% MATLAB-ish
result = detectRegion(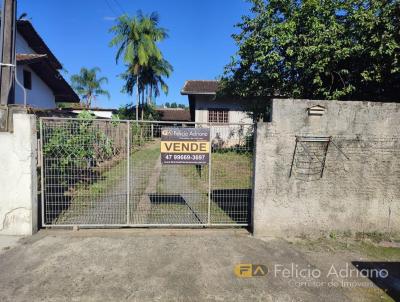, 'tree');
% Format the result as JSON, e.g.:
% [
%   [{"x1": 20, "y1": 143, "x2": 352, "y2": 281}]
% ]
[
  {"x1": 221, "y1": 0, "x2": 400, "y2": 105},
  {"x1": 71, "y1": 67, "x2": 110, "y2": 109},
  {"x1": 110, "y1": 11, "x2": 170, "y2": 120},
  {"x1": 120, "y1": 56, "x2": 173, "y2": 117},
  {"x1": 116, "y1": 103, "x2": 160, "y2": 121},
  {"x1": 141, "y1": 57, "x2": 173, "y2": 105}
]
